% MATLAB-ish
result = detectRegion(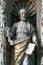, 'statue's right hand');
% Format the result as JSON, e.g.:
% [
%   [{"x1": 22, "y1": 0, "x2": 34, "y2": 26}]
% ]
[
  {"x1": 5, "y1": 26, "x2": 10, "y2": 37},
  {"x1": 6, "y1": 30, "x2": 10, "y2": 37},
  {"x1": 10, "y1": 40, "x2": 14, "y2": 45}
]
